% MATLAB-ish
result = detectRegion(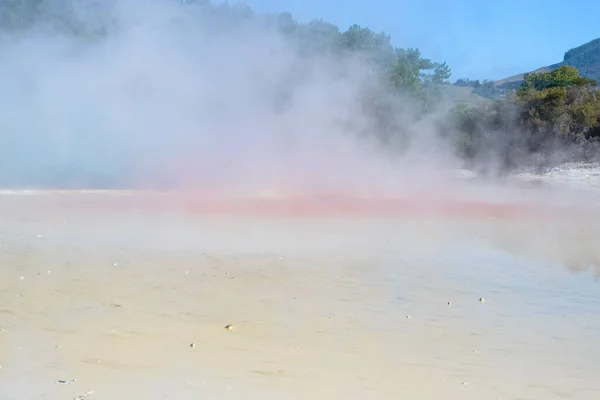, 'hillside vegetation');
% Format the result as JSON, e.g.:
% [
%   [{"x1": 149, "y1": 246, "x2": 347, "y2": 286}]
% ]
[
  {"x1": 446, "y1": 66, "x2": 600, "y2": 172},
  {"x1": 562, "y1": 38, "x2": 600, "y2": 83}
]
